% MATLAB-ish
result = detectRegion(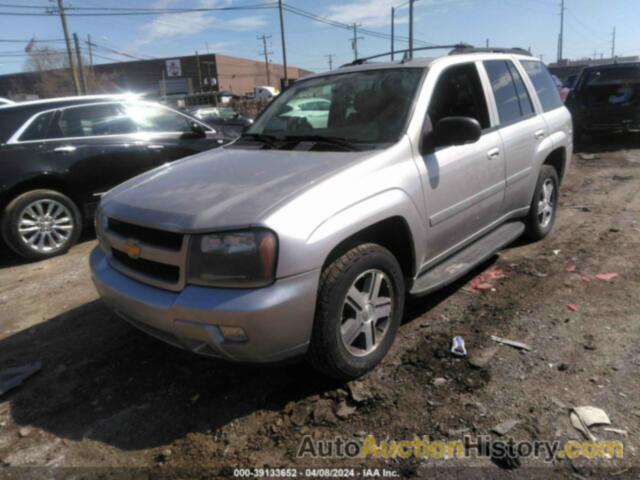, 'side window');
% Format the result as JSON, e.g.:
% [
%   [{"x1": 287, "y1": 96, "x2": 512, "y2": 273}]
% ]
[
  {"x1": 124, "y1": 103, "x2": 193, "y2": 133},
  {"x1": 520, "y1": 60, "x2": 563, "y2": 112},
  {"x1": 484, "y1": 60, "x2": 532, "y2": 124},
  {"x1": 19, "y1": 111, "x2": 55, "y2": 141},
  {"x1": 427, "y1": 63, "x2": 490, "y2": 129},
  {"x1": 506, "y1": 62, "x2": 534, "y2": 116},
  {"x1": 50, "y1": 103, "x2": 135, "y2": 138}
]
